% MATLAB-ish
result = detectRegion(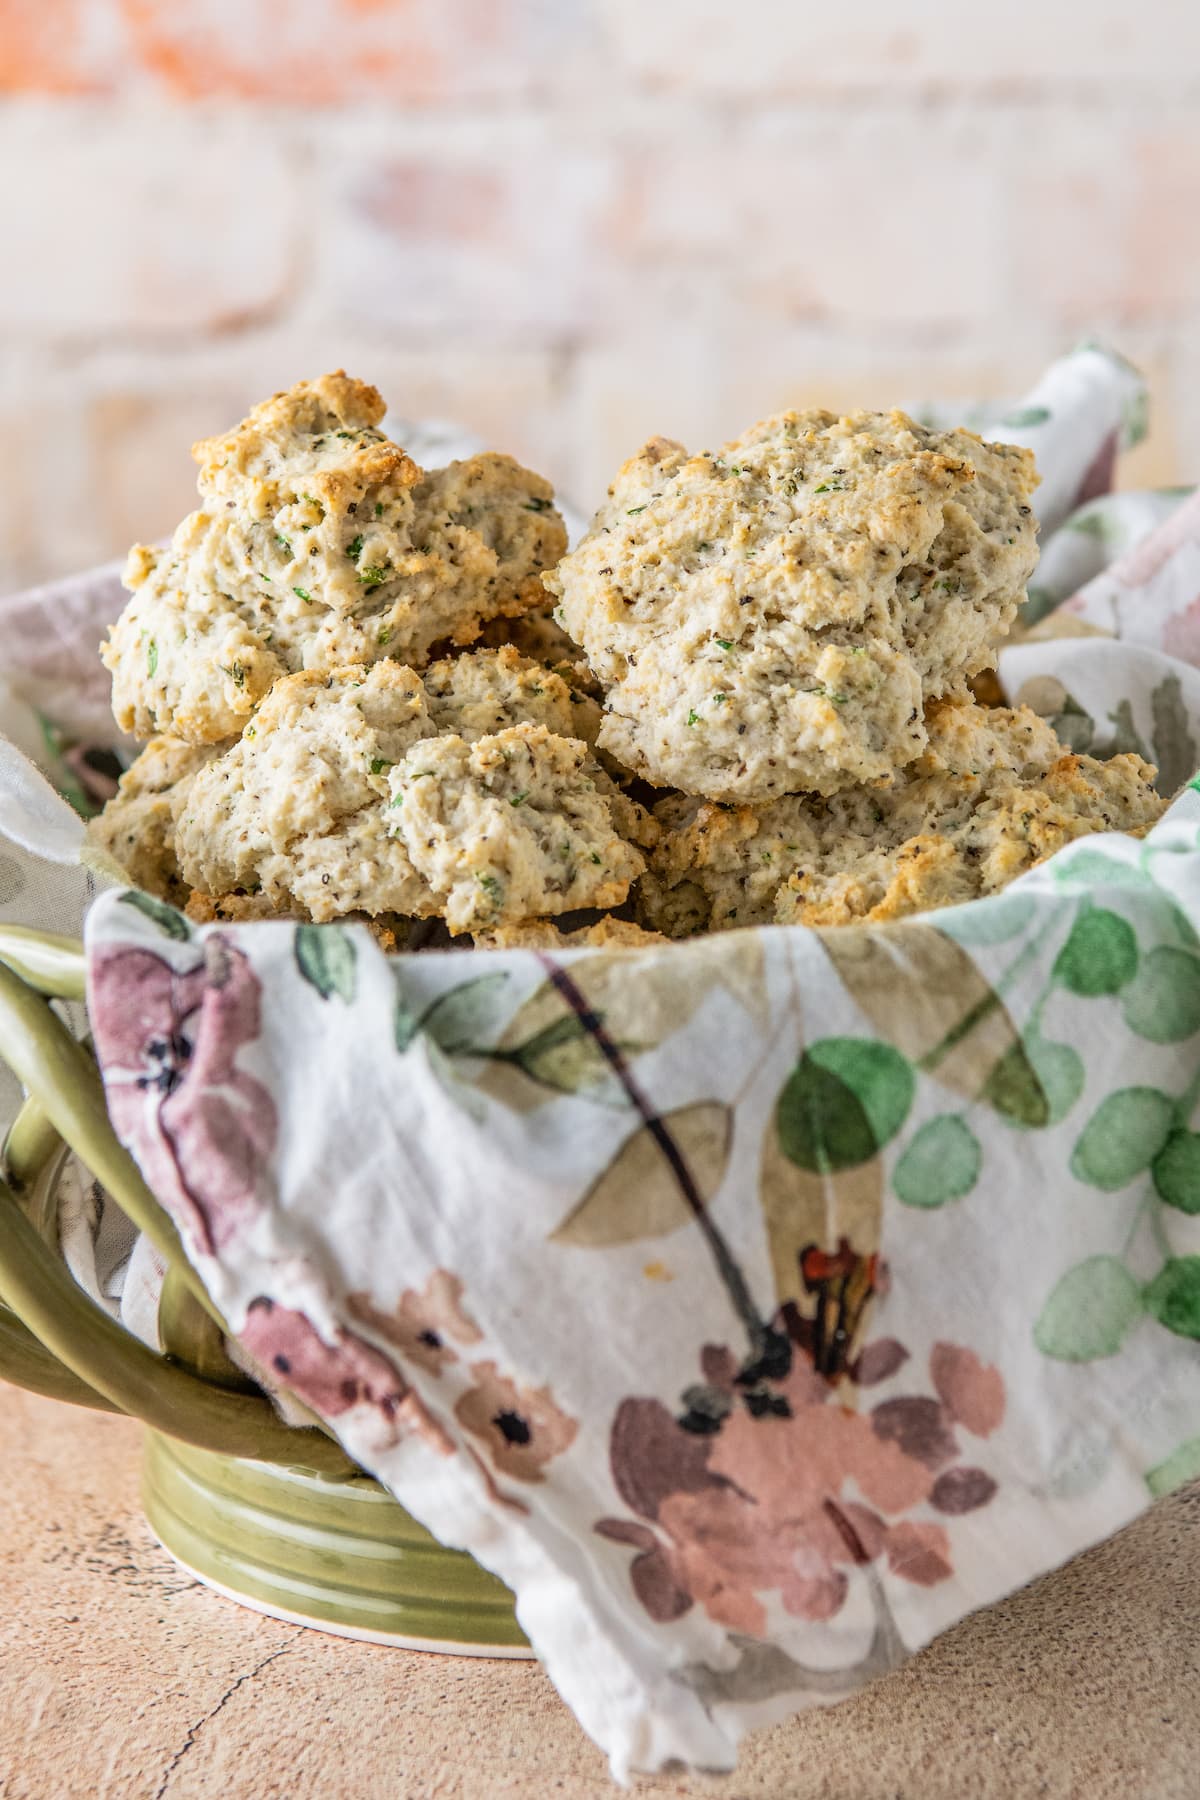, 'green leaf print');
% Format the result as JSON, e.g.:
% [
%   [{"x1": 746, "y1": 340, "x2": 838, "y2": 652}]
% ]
[
  {"x1": 550, "y1": 1102, "x2": 732, "y2": 1247},
  {"x1": 1121, "y1": 947, "x2": 1200, "y2": 1043},
  {"x1": 394, "y1": 993, "x2": 421, "y2": 1053},
  {"x1": 1143, "y1": 1258, "x2": 1200, "y2": 1340},
  {"x1": 1150, "y1": 673, "x2": 1199, "y2": 797},
  {"x1": 893, "y1": 1116, "x2": 981, "y2": 1208},
  {"x1": 935, "y1": 893, "x2": 1036, "y2": 948},
  {"x1": 1051, "y1": 848, "x2": 1150, "y2": 891},
  {"x1": 1152, "y1": 1131, "x2": 1200, "y2": 1214},
  {"x1": 1065, "y1": 506, "x2": 1118, "y2": 542},
  {"x1": 294, "y1": 924, "x2": 357, "y2": 1003},
  {"x1": 1050, "y1": 695, "x2": 1095, "y2": 755},
  {"x1": 116, "y1": 890, "x2": 192, "y2": 942},
  {"x1": 979, "y1": 1040, "x2": 1051, "y2": 1128},
  {"x1": 478, "y1": 935, "x2": 768, "y2": 1114},
  {"x1": 1021, "y1": 584, "x2": 1057, "y2": 628},
  {"x1": 1146, "y1": 1436, "x2": 1200, "y2": 1498},
  {"x1": 1104, "y1": 699, "x2": 1150, "y2": 762},
  {"x1": 1034, "y1": 1257, "x2": 1143, "y2": 1362},
  {"x1": 1070, "y1": 1088, "x2": 1176, "y2": 1191},
  {"x1": 395, "y1": 971, "x2": 516, "y2": 1060},
  {"x1": 418, "y1": 973, "x2": 511, "y2": 1055},
  {"x1": 819, "y1": 924, "x2": 1047, "y2": 1125},
  {"x1": 777, "y1": 1040, "x2": 914, "y2": 1174},
  {"x1": 505, "y1": 1013, "x2": 617, "y2": 1099},
  {"x1": 1022, "y1": 1031, "x2": 1086, "y2": 1127},
  {"x1": 1053, "y1": 906, "x2": 1138, "y2": 997},
  {"x1": 999, "y1": 405, "x2": 1051, "y2": 429}
]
